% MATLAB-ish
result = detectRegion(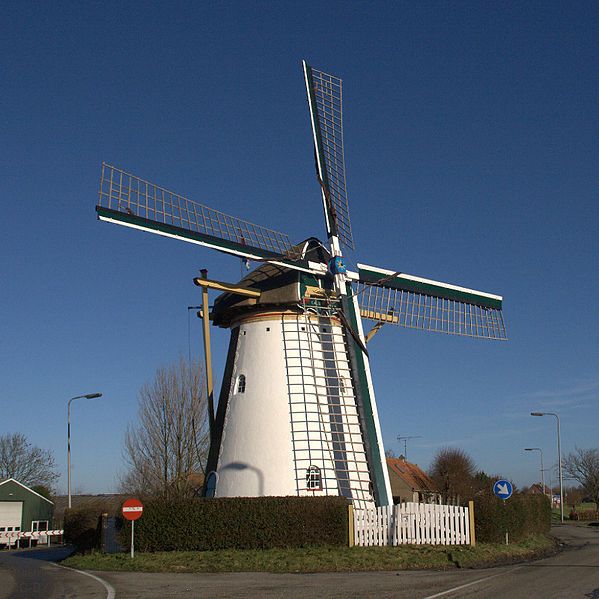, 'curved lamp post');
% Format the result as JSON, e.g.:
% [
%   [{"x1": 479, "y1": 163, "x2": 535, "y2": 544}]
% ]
[
  {"x1": 531, "y1": 412, "x2": 563, "y2": 523},
  {"x1": 524, "y1": 447, "x2": 546, "y2": 497},
  {"x1": 68, "y1": 393, "x2": 102, "y2": 509}
]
